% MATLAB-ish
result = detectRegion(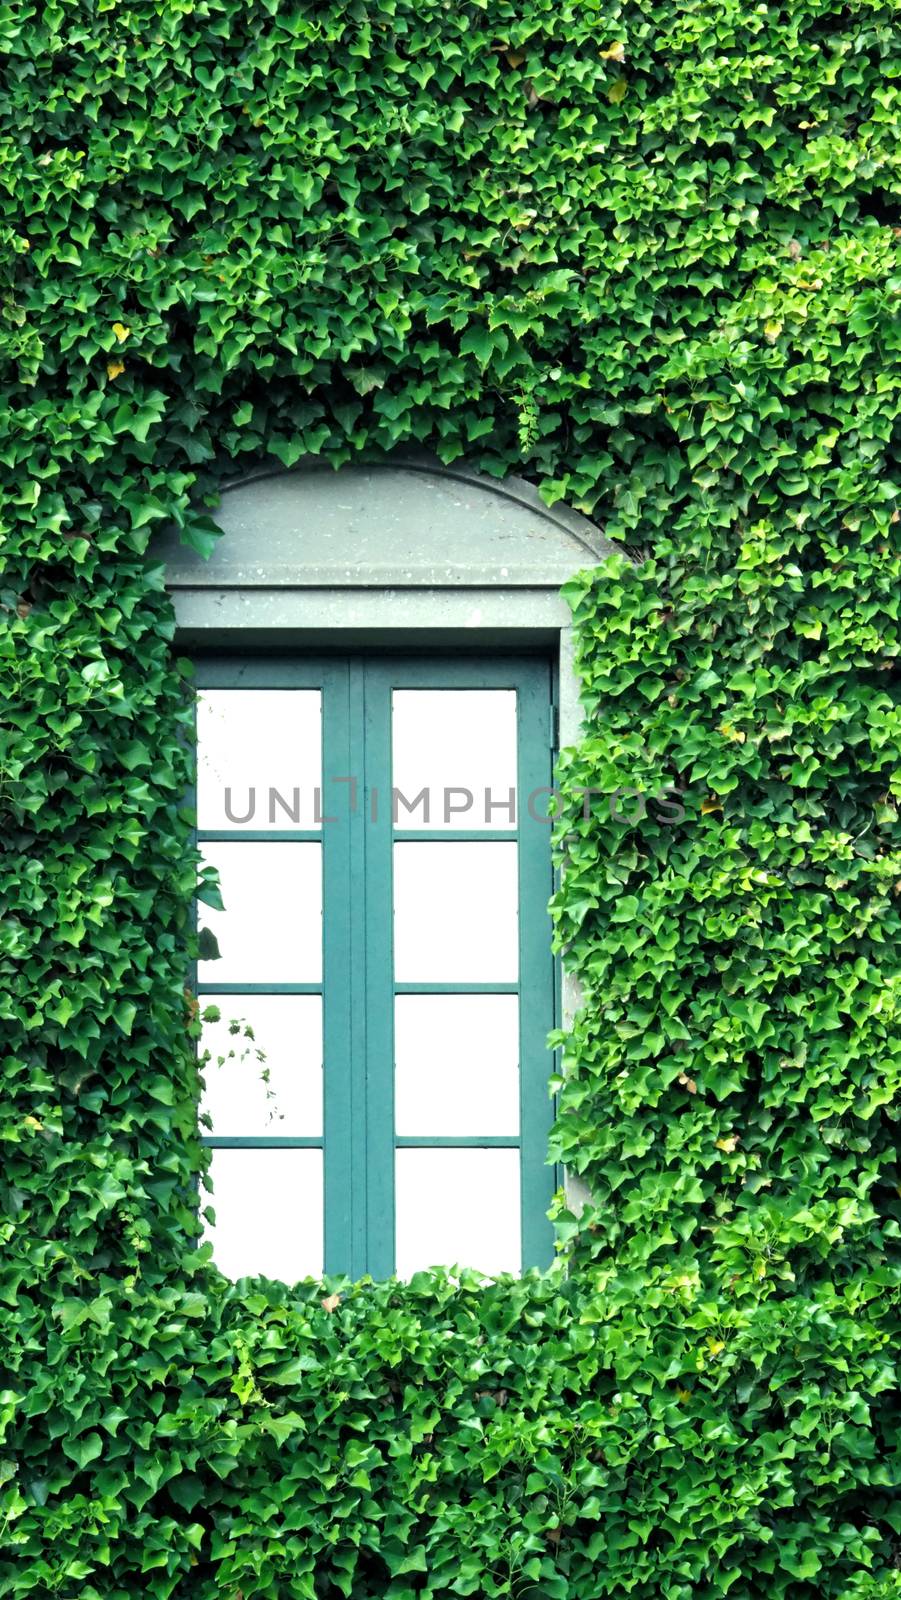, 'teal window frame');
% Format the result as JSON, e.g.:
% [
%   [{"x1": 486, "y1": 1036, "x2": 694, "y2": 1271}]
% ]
[{"x1": 195, "y1": 650, "x2": 559, "y2": 1279}]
